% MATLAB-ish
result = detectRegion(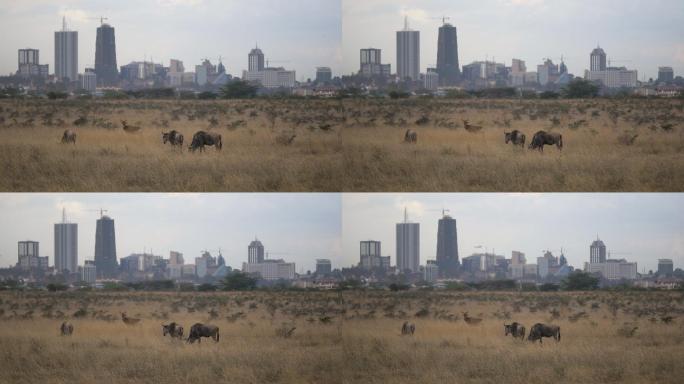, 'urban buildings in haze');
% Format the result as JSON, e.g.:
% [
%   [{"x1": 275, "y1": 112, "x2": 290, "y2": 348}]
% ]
[
  {"x1": 54, "y1": 18, "x2": 78, "y2": 82},
  {"x1": 590, "y1": 237, "x2": 607, "y2": 264},
  {"x1": 396, "y1": 209, "x2": 420, "y2": 273},
  {"x1": 436, "y1": 20, "x2": 460, "y2": 85},
  {"x1": 94, "y1": 213, "x2": 118, "y2": 277},
  {"x1": 17, "y1": 240, "x2": 48, "y2": 270},
  {"x1": 359, "y1": 240, "x2": 389, "y2": 270},
  {"x1": 17, "y1": 48, "x2": 48, "y2": 78},
  {"x1": 658, "y1": 259, "x2": 674, "y2": 275},
  {"x1": 590, "y1": 46, "x2": 607, "y2": 71},
  {"x1": 54, "y1": 209, "x2": 78, "y2": 274},
  {"x1": 316, "y1": 259, "x2": 332, "y2": 275},
  {"x1": 248, "y1": 238, "x2": 265, "y2": 264},
  {"x1": 436, "y1": 211, "x2": 459, "y2": 276},
  {"x1": 359, "y1": 48, "x2": 391, "y2": 77},
  {"x1": 396, "y1": 17, "x2": 420, "y2": 81},
  {"x1": 248, "y1": 46, "x2": 265, "y2": 72},
  {"x1": 95, "y1": 22, "x2": 118, "y2": 86}
]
